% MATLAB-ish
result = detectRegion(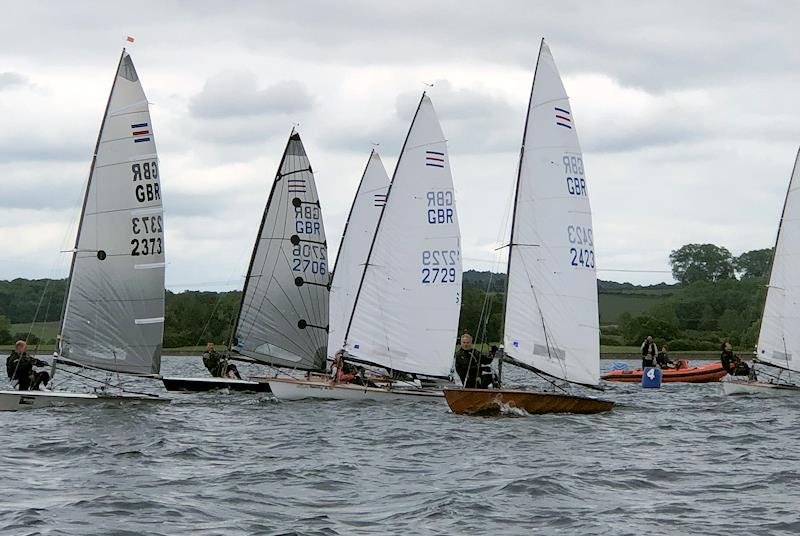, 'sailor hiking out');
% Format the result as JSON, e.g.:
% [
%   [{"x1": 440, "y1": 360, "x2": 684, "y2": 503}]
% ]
[{"x1": 6, "y1": 340, "x2": 50, "y2": 391}]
